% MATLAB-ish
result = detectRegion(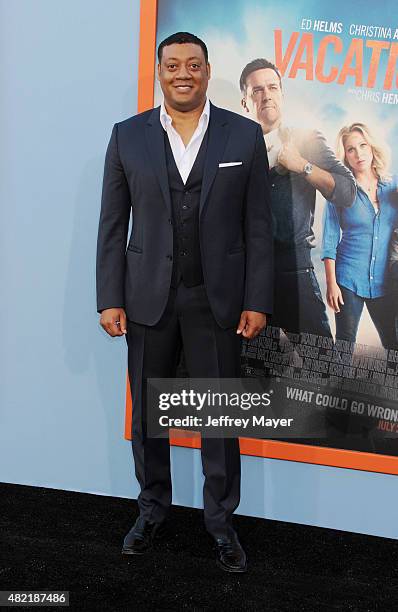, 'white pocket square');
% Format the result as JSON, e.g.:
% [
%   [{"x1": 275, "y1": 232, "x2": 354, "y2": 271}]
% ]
[{"x1": 218, "y1": 161, "x2": 243, "y2": 168}]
